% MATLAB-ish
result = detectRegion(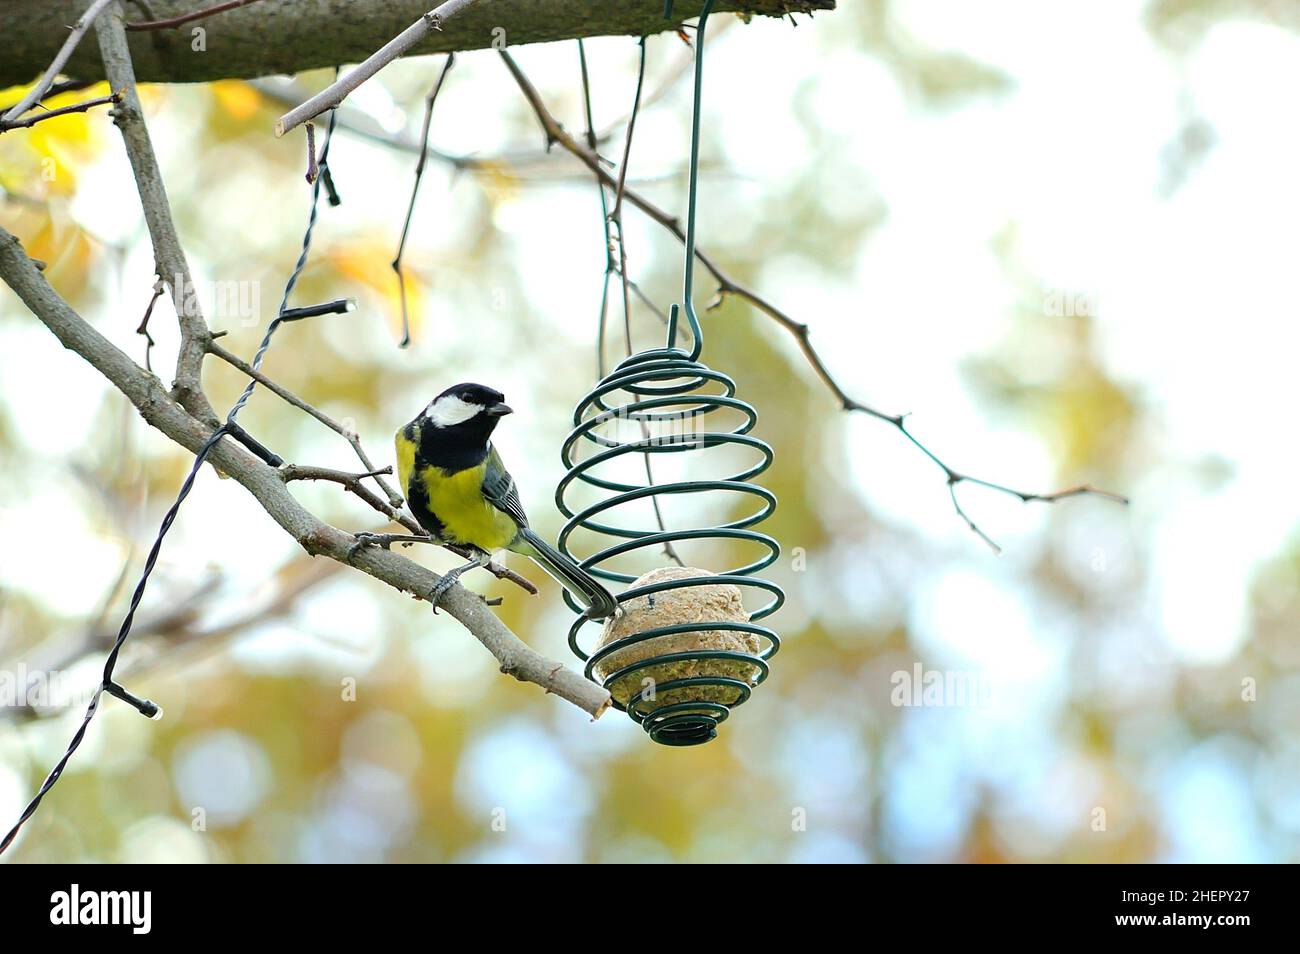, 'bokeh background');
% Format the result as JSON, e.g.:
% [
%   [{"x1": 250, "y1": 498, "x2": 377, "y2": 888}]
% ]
[{"x1": 2, "y1": 0, "x2": 1298, "y2": 863}]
